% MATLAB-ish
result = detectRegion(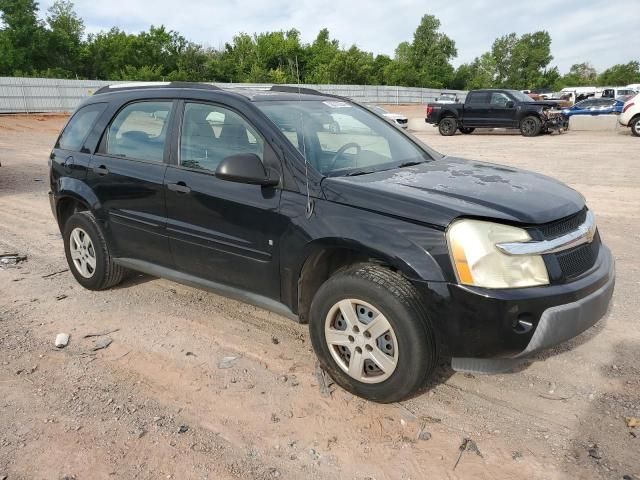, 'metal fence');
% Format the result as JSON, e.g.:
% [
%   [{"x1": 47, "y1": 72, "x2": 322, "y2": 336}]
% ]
[{"x1": 0, "y1": 76, "x2": 467, "y2": 114}]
